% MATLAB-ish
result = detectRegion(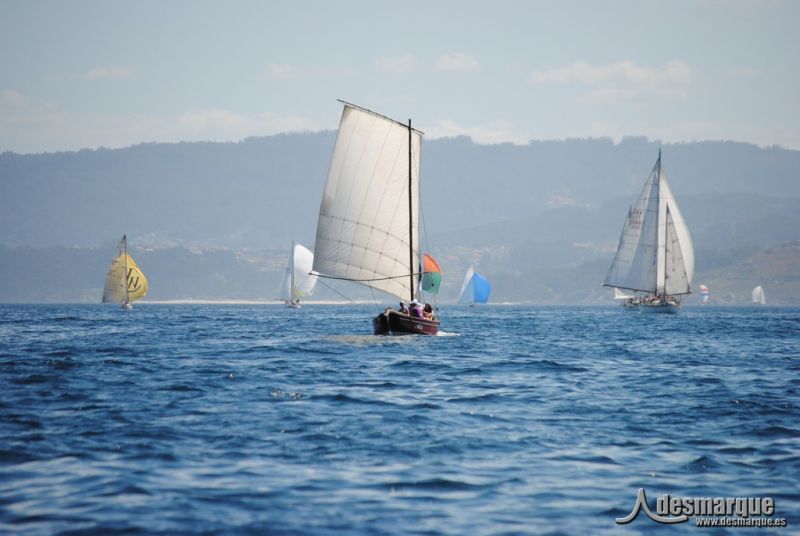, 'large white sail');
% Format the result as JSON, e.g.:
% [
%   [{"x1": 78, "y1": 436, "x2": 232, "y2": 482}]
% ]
[
  {"x1": 604, "y1": 160, "x2": 661, "y2": 293},
  {"x1": 292, "y1": 244, "x2": 317, "y2": 297},
  {"x1": 657, "y1": 170, "x2": 694, "y2": 294},
  {"x1": 313, "y1": 103, "x2": 421, "y2": 301},
  {"x1": 663, "y1": 207, "x2": 690, "y2": 295}
]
